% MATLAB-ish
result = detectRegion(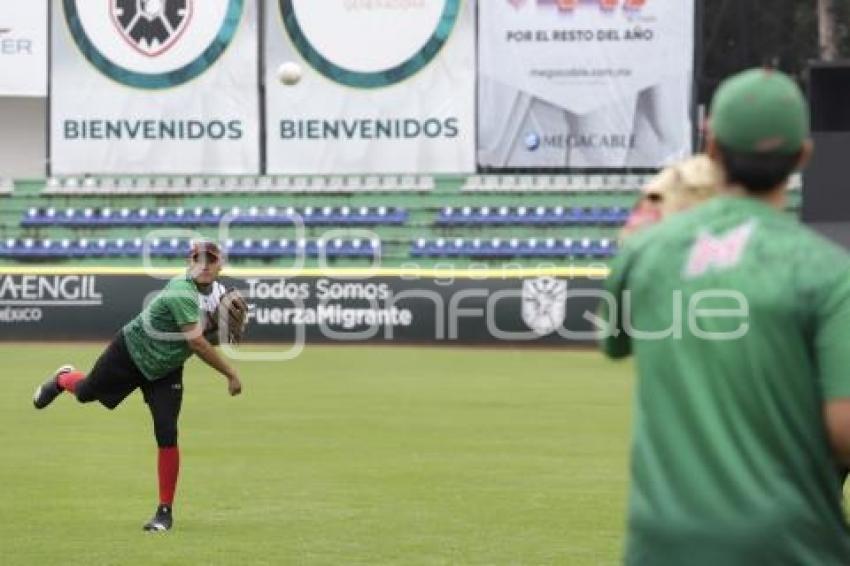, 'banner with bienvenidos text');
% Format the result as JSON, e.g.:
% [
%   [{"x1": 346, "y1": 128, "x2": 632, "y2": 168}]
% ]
[
  {"x1": 264, "y1": 0, "x2": 476, "y2": 175},
  {"x1": 51, "y1": 0, "x2": 259, "y2": 175}
]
